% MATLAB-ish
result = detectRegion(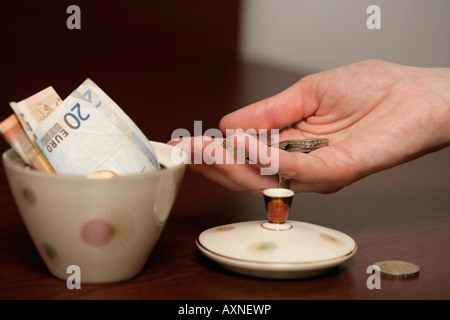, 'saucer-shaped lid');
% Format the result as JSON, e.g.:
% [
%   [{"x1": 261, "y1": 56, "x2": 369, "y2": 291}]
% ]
[{"x1": 197, "y1": 220, "x2": 357, "y2": 279}]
